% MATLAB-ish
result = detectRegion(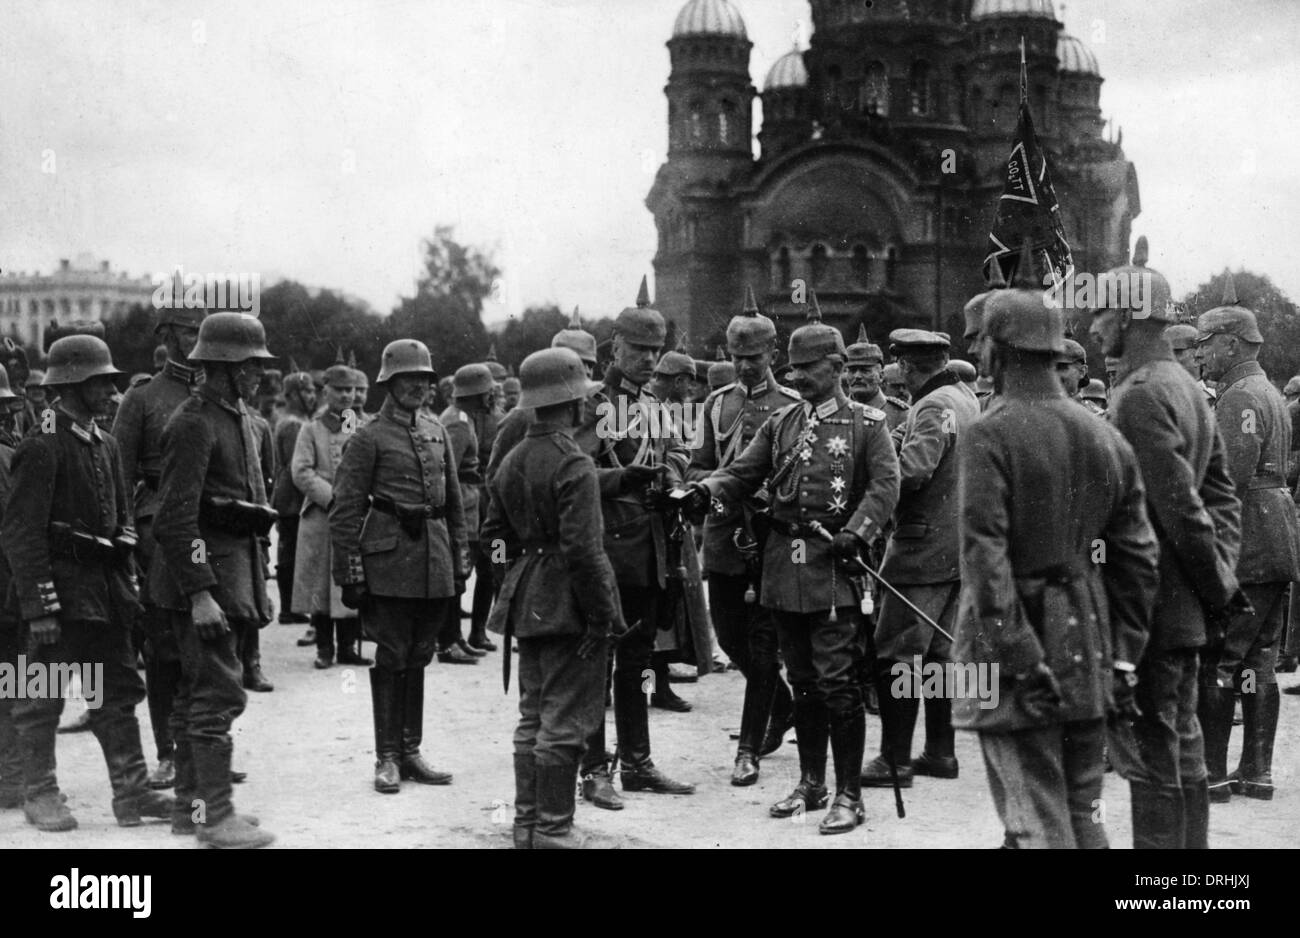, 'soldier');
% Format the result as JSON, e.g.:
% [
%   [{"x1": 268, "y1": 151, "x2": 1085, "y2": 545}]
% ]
[
  {"x1": 686, "y1": 296, "x2": 901, "y2": 834},
  {"x1": 501, "y1": 376, "x2": 521, "y2": 414},
  {"x1": 1054, "y1": 338, "x2": 1092, "y2": 407},
  {"x1": 649, "y1": 351, "x2": 699, "y2": 416},
  {"x1": 954, "y1": 246, "x2": 1160, "y2": 849},
  {"x1": 844, "y1": 326, "x2": 909, "y2": 431},
  {"x1": 1, "y1": 336, "x2": 174, "y2": 832},
  {"x1": 271, "y1": 371, "x2": 317, "y2": 636},
  {"x1": 1167, "y1": 323, "x2": 1218, "y2": 405},
  {"x1": 949, "y1": 359, "x2": 978, "y2": 391},
  {"x1": 1090, "y1": 237, "x2": 1244, "y2": 848},
  {"x1": 577, "y1": 277, "x2": 695, "y2": 810},
  {"x1": 112, "y1": 300, "x2": 205, "y2": 790},
  {"x1": 24, "y1": 371, "x2": 47, "y2": 413},
  {"x1": 0, "y1": 368, "x2": 28, "y2": 810},
  {"x1": 483, "y1": 347, "x2": 623, "y2": 848},
  {"x1": 860, "y1": 329, "x2": 979, "y2": 790},
  {"x1": 882, "y1": 362, "x2": 910, "y2": 404},
  {"x1": 292, "y1": 365, "x2": 372, "y2": 670},
  {"x1": 1195, "y1": 277, "x2": 1300, "y2": 801},
  {"x1": 687, "y1": 287, "x2": 801, "y2": 785},
  {"x1": 151, "y1": 313, "x2": 277, "y2": 848},
  {"x1": 1105, "y1": 355, "x2": 1121, "y2": 389},
  {"x1": 455, "y1": 363, "x2": 500, "y2": 654},
  {"x1": 437, "y1": 364, "x2": 491, "y2": 665},
  {"x1": 238, "y1": 359, "x2": 277, "y2": 694},
  {"x1": 330, "y1": 340, "x2": 466, "y2": 794},
  {"x1": 1081, "y1": 379, "x2": 1109, "y2": 412},
  {"x1": 707, "y1": 358, "x2": 736, "y2": 393},
  {"x1": 961, "y1": 271, "x2": 1004, "y2": 411}
]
